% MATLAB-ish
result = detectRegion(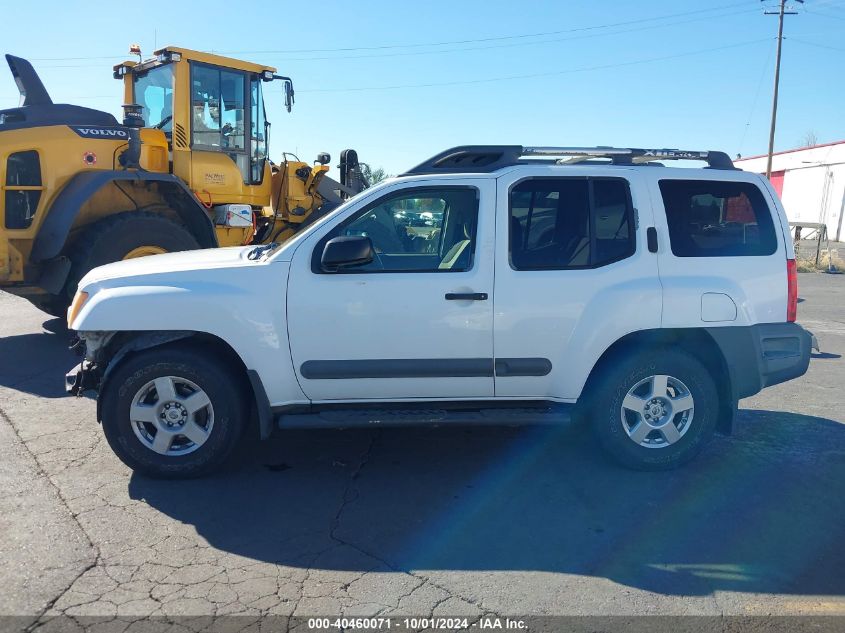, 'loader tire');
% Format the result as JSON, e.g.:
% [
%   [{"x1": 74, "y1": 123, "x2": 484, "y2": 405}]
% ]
[
  {"x1": 28, "y1": 294, "x2": 70, "y2": 319},
  {"x1": 65, "y1": 211, "x2": 201, "y2": 300}
]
